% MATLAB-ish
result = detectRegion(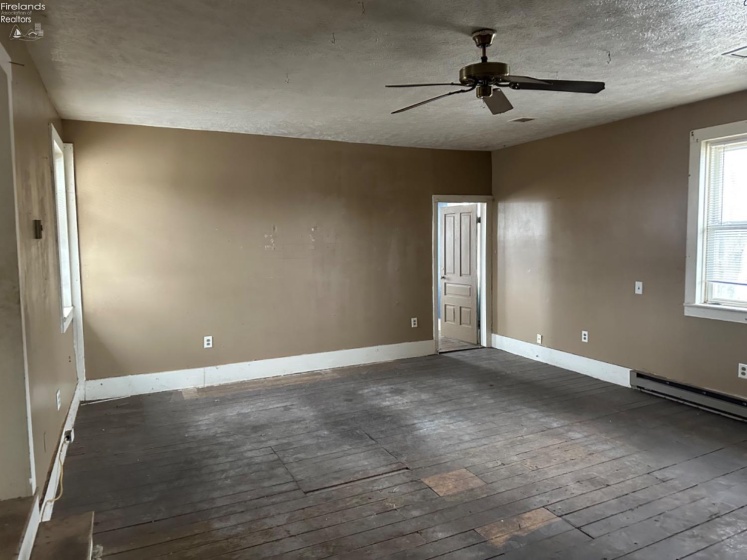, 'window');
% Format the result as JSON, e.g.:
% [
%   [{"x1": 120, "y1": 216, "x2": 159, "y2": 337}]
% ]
[
  {"x1": 685, "y1": 120, "x2": 747, "y2": 324},
  {"x1": 50, "y1": 125, "x2": 74, "y2": 332}
]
